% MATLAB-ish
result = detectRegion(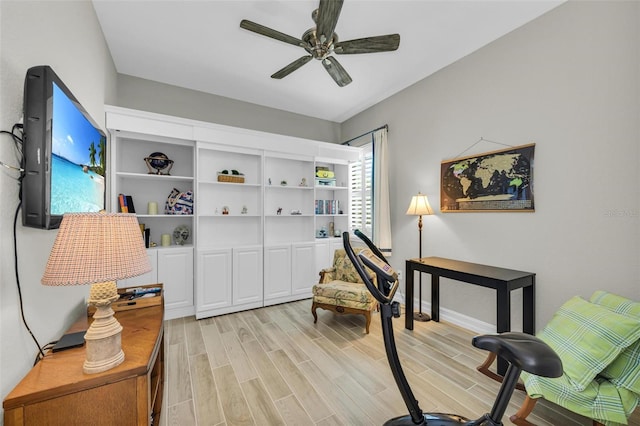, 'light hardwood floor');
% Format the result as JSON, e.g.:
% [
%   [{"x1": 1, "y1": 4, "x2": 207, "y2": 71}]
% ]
[{"x1": 158, "y1": 300, "x2": 640, "y2": 426}]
